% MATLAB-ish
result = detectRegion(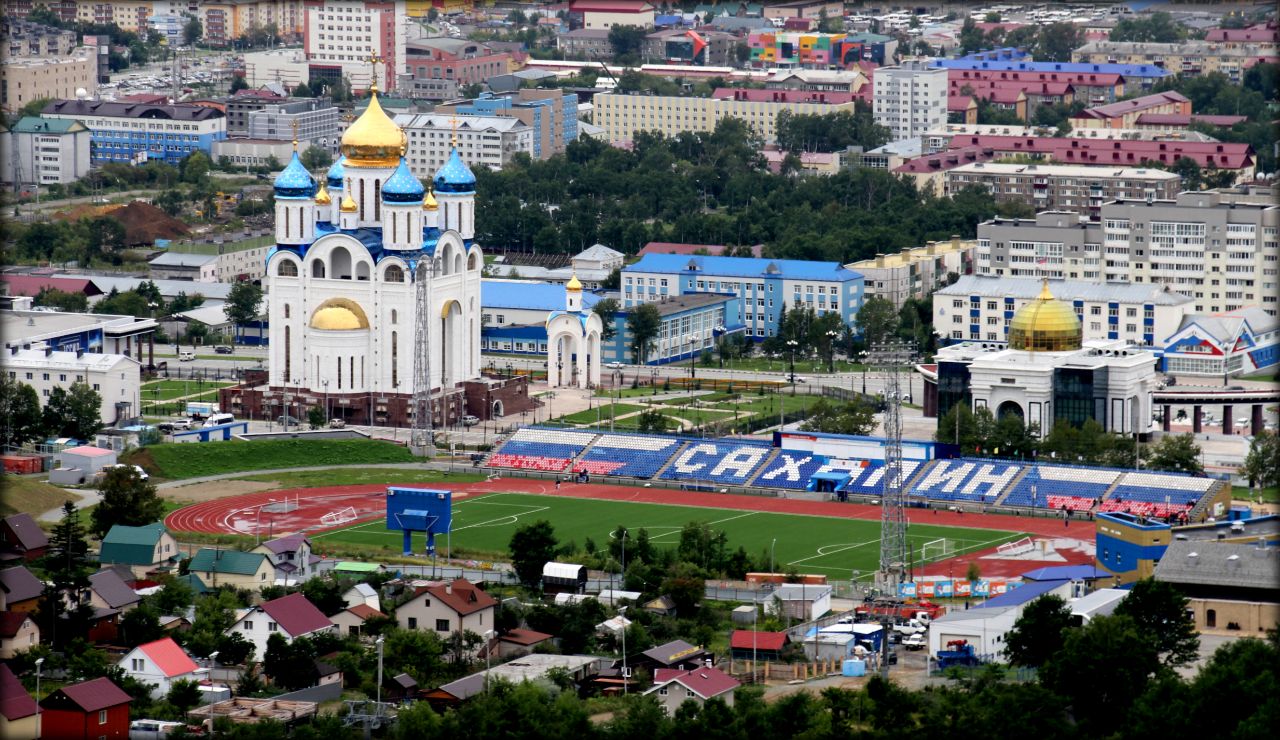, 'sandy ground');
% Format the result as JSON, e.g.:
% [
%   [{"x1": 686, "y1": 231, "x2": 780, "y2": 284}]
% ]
[{"x1": 165, "y1": 479, "x2": 277, "y2": 503}]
